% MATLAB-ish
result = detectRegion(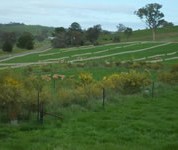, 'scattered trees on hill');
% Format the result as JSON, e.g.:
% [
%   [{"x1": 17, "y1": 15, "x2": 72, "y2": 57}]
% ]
[
  {"x1": 113, "y1": 24, "x2": 132, "y2": 42},
  {"x1": 17, "y1": 32, "x2": 34, "y2": 50},
  {"x1": 52, "y1": 22, "x2": 85, "y2": 48},
  {"x1": 52, "y1": 23, "x2": 102, "y2": 48},
  {"x1": 134, "y1": 3, "x2": 171, "y2": 41},
  {"x1": 124, "y1": 27, "x2": 133, "y2": 41},
  {"x1": 0, "y1": 31, "x2": 35, "y2": 52}
]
